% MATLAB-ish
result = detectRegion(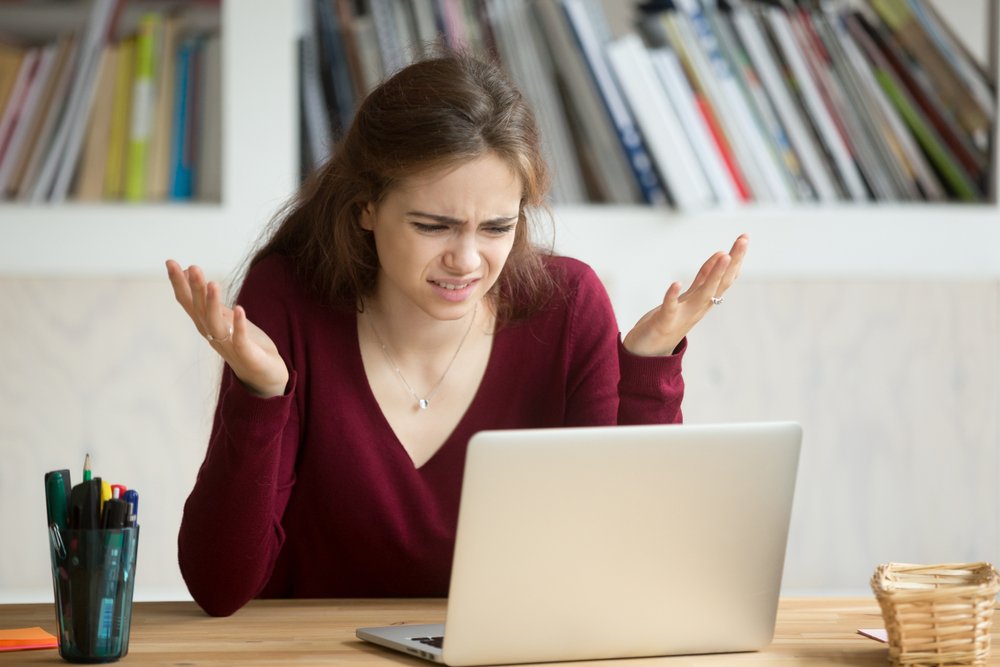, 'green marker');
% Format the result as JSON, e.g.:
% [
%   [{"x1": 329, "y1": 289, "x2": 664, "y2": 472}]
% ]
[{"x1": 44, "y1": 469, "x2": 70, "y2": 531}]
